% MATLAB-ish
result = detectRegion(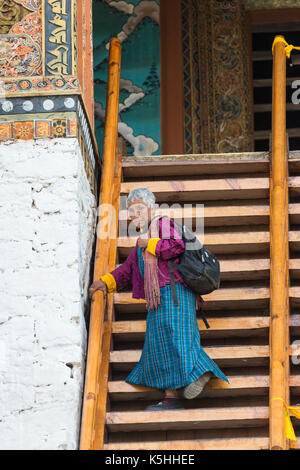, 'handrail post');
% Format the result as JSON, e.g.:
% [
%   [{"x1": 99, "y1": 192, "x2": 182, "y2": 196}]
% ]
[
  {"x1": 269, "y1": 35, "x2": 290, "y2": 450},
  {"x1": 80, "y1": 38, "x2": 121, "y2": 450}
]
